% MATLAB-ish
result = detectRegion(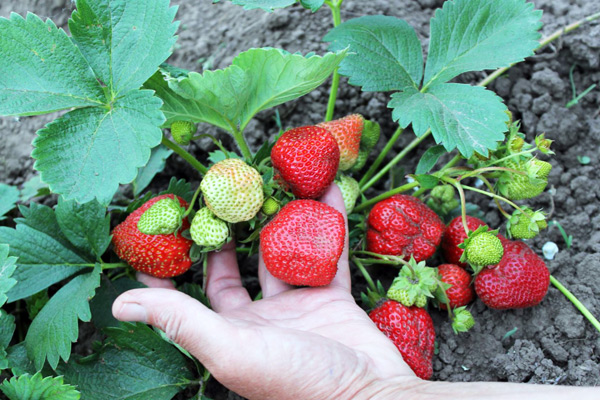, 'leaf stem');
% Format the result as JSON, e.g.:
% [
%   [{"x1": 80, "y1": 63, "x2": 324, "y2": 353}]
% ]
[
  {"x1": 359, "y1": 126, "x2": 403, "y2": 188},
  {"x1": 352, "y1": 257, "x2": 377, "y2": 292},
  {"x1": 192, "y1": 134, "x2": 230, "y2": 157},
  {"x1": 550, "y1": 275, "x2": 600, "y2": 333},
  {"x1": 360, "y1": 131, "x2": 429, "y2": 193},
  {"x1": 324, "y1": 0, "x2": 343, "y2": 121},
  {"x1": 353, "y1": 181, "x2": 419, "y2": 213},
  {"x1": 231, "y1": 128, "x2": 253, "y2": 162},
  {"x1": 101, "y1": 263, "x2": 128, "y2": 270},
  {"x1": 182, "y1": 184, "x2": 203, "y2": 218},
  {"x1": 161, "y1": 137, "x2": 208, "y2": 175}
]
